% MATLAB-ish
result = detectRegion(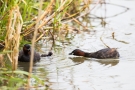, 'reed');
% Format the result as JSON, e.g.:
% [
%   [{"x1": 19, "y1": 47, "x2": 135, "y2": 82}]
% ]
[
  {"x1": 22, "y1": 0, "x2": 92, "y2": 42},
  {"x1": 0, "y1": 0, "x2": 92, "y2": 89},
  {"x1": 4, "y1": 5, "x2": 23, "y2": 70},
  {"x1": 28, "y1": 0, "x2": 43, "y2": 89},
  {"x1": 0, "y1": 0, "x2": 92, "y2": 67}
]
